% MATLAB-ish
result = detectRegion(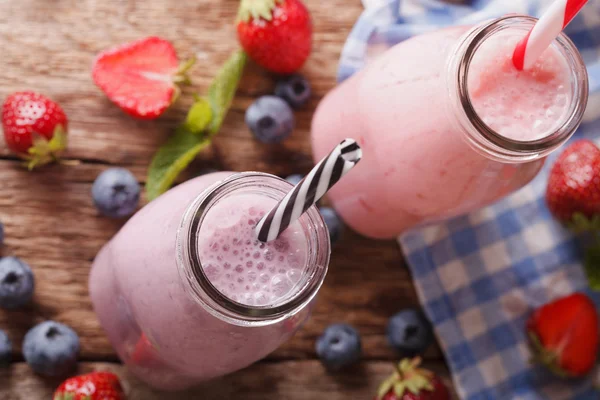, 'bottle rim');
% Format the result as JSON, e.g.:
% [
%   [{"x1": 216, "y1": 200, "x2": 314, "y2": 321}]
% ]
[
  {"x1": 448, "y1": 15, "x2": 589, "y2": 162},
  {"x1": 176, "y1": 172, "x2": 330, "y2": 327}
]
